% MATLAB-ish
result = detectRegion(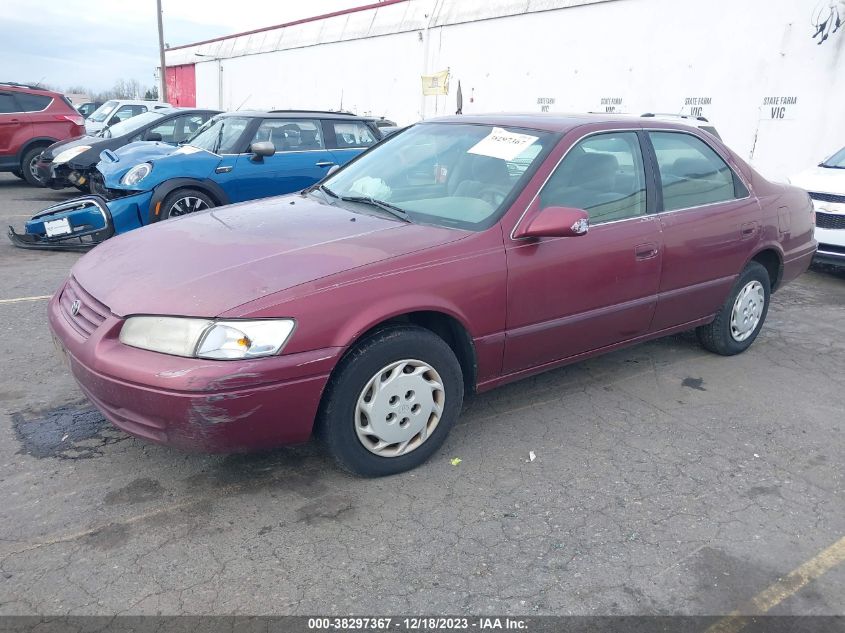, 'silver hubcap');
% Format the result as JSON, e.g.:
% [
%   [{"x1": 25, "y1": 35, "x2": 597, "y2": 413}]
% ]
[
  {"x1": 355, "y1": 359, "x2": 445, "y2": 457},
  {"x1": 730, "y1": 280, "x2": 765, "y2": 342},
  {"x1": 28, "y1": 156, "x2": 41, "y2": 182},
  {"x1": 168, "y1": 196, "x2": 209, "y2": 217}
]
